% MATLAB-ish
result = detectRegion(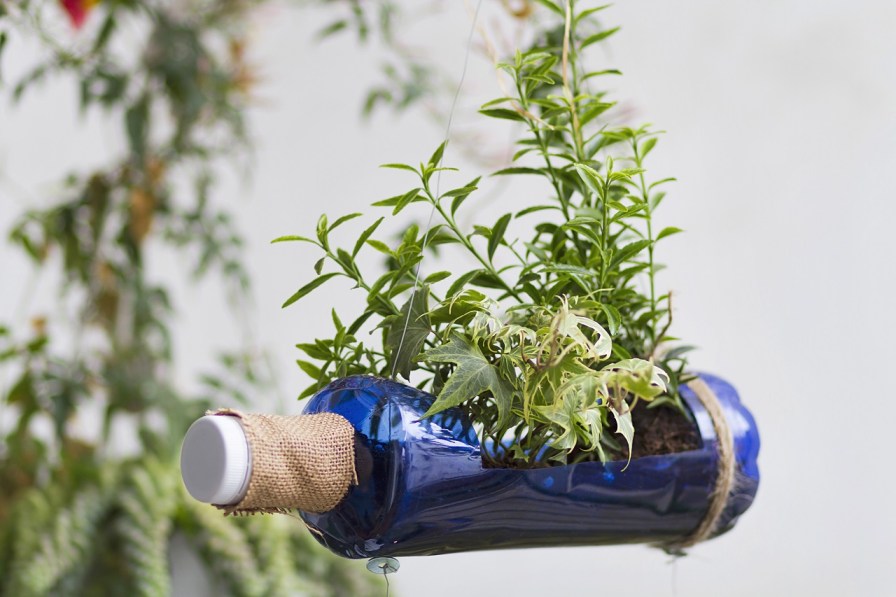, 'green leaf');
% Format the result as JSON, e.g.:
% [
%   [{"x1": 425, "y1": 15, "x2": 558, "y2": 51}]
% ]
[
  {"x1": 580, "y1": 27, "x2": 621, "y2": 49},
  {"x1": 580, "y1": 102, "x2": 614, "y2": 127},
  {"x1": 649, "y1": 177, "x2": 677, "y2": 190},
  {"x1": 0, "y1": 32, "x2": 7, "y2": 82},
  {"x1": 386, "y1": 287, "x2": 431, "y2": 380},
  {"x1": 446, "y1": 269, "x2": 483, "y2": 298},
  {"x1": 316, "y1": 214, "x2": 329, "y2": 246},
  {"x1": 574, "y1": 163, "x2": 604, "y2": 195},
  {"x1": 576, "y1": 5, "x2": 611, "y2": 23},
  {"x1": 492, "y1": 167, "x2": 543, "y2": 176},
  {"x1": 296, "y1": 359, "x2": 322, "y2": 379},
  {"x1": 328, "y1": 212, "x2": 362, "y2": 231},
  {"x1": 609, "y1": 239, "x2": 652, "y2": 270},
  {"x1": 296, "y1": 342, "x2": 331, "y2": 360},
  {"x1": 270, "y1": 235, "x2": 317, "y2": 245},
  {"x1": 125, "y1": 93, "x2": 150, "y2": 160},
  {"x1": 516, "y1": 204, "x2": 558, "y2": 218},
  {"x1": 353, "y1": 217, "x2": 384, "y2": 257},
  {"x1": 392, "y1": 188, "x2": 421, "y2": 215},
  {"x1": 488, "y1": 213, "x2": 512, "y2": 261},
  {"x1": 423, "y1": 270, "x2": 452, "y2": 284},
  {"x1": 423, "y1": 334, "x2": 515, "y2": 426},
  {"x1": 380, "y1": 163, "x2": 418, "y2": 173},
  {"x1": 428, "y1": 142, "x2": 447, "y2": 168},
  {"x1": 656, "y1": 226, "x2": 684, "y2": 241},
  {"x1": 366, "y1": 239, "x2": 394, "y2": 256},
  {"x1": 479, "y1": 108, "x2": 526, "y2": 122},
  {"x1": 532, "y1": 0, "x2": 564, "y2": 16},
  {"x1": 316, "y1": 20, "x2": 348, "y2": 40},
  {"x1": 582, "y1": 69, "x2": 623, "y2": 81},
  {"x1": 281, "y1": 273, "x2": 340, "y2": 308},
  {"x1": 599, "y1": 303, "x2": 622, "y2": 335}
]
